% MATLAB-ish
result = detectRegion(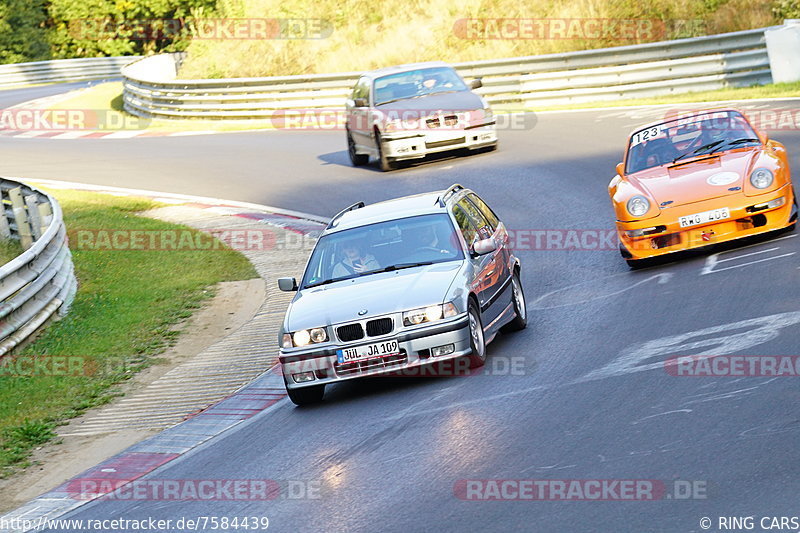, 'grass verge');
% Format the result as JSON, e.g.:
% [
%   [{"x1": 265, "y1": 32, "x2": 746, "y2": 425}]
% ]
[
  {"x1": 0, "y1": 239, "x2": 23, "y2": 266},
  {"x1": 46, "y1": 82, "x2": 280, "y2": 133},
  {"x1": 511, "y1": 81, "x2": 800, "y2": 112},
  {"x1": 0, "y1": 189, "x2": 257, "y2": 477}
]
